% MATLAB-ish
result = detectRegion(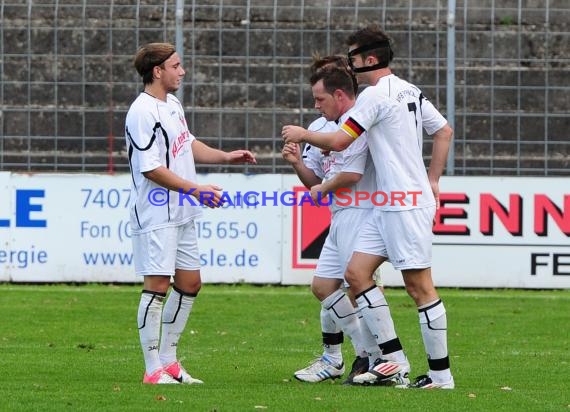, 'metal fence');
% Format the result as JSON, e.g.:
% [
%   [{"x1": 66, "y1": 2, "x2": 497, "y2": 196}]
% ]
[{"x1": 1, "y1": 0, "x2": 568, "y2": 175}]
